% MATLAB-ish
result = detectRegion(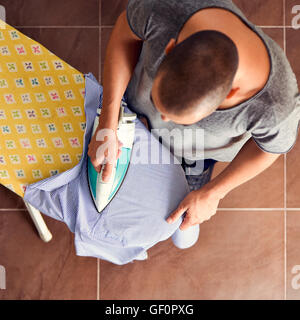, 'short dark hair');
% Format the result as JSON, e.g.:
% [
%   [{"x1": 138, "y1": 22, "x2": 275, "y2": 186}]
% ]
[{"x1": 155, "y1": 30, "x2": 239, "y2": 116}]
